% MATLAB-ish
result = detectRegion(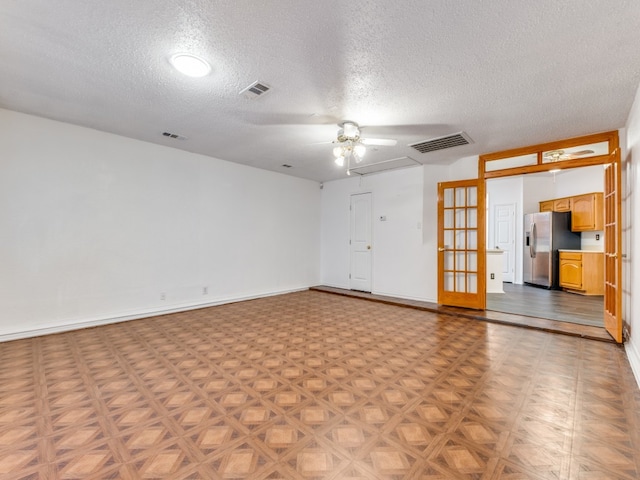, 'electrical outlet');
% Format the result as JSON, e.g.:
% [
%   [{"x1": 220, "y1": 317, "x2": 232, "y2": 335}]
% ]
[
  {"x1": 596, "y1": 234, "x2": 600, "y2": 240},
  {"x1": 490, "y1": 273, "x2": 495, "y2": 280},
  {"x1": 160, "y1": 293, "x2": 166, "y2": 301},
  {"x1": 203, "y1": 286, "x2": 208, "y2": 295}
]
